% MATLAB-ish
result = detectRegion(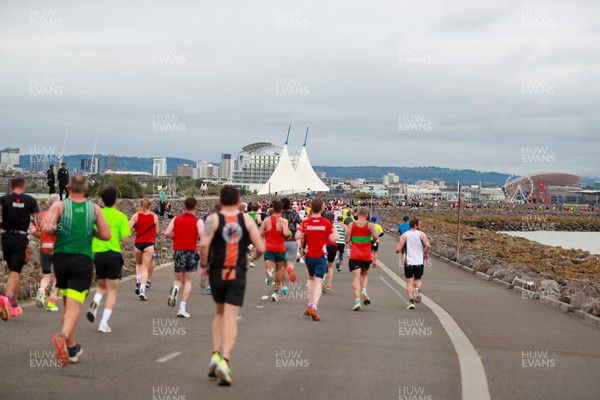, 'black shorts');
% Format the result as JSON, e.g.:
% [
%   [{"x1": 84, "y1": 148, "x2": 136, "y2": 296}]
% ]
[
  {"x1": 41, "y1": 253, "x2": 53, "y2": 274},
  {"x1": 53, "y1": 253, "x2": 93, "y2": 303},
  {"x1": 173, "y1": 250, "x2": 199, "y2": 273},
  {"x1": 349, "y1": 259, "x2": 371, "y2": 272},
  {"x1": 326, "y1": 245, "x2": 338, "y2": 263},
  {"x1": 404, "y1": 264, "x2": 424, "y2": 279},
  {"x1": 94, "y1": 251, "x2": 124, "y2": 280},
  {"x1": 209, "y1": 267, "x2": 247, "y2": 307},
  {"x1": 336, "y1": 243, "x2": 345, "y2": 253},
  {"x1": 371, "y1": 242, "x2": 379, "y2": 252},
  {"x1": 135, "y1": 242, "x2": 154, "y2": 252},
  {"x1": 1, "y1": 233, "x2": 29, "y2": 273}
]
